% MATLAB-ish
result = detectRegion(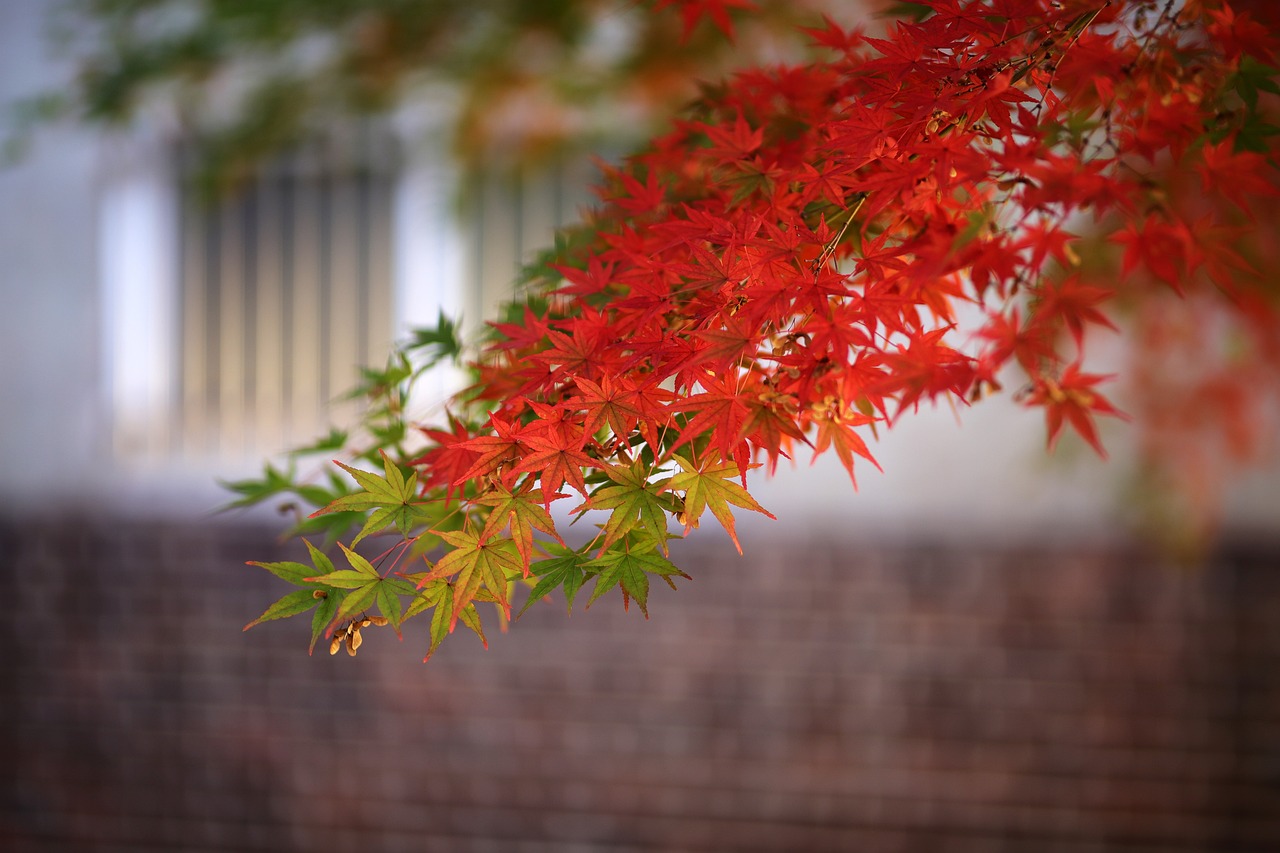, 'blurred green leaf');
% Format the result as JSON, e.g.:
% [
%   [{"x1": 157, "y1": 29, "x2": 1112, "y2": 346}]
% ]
[
  {"x1": 406, "y1": 311, "x2": 464, "y2": 371},
  {"x1": 218, "y1": 462, "x2": 296, "y2": 509},
  {"x1": 288, "y1": 428, "x2": 349, "y2": 457}
]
